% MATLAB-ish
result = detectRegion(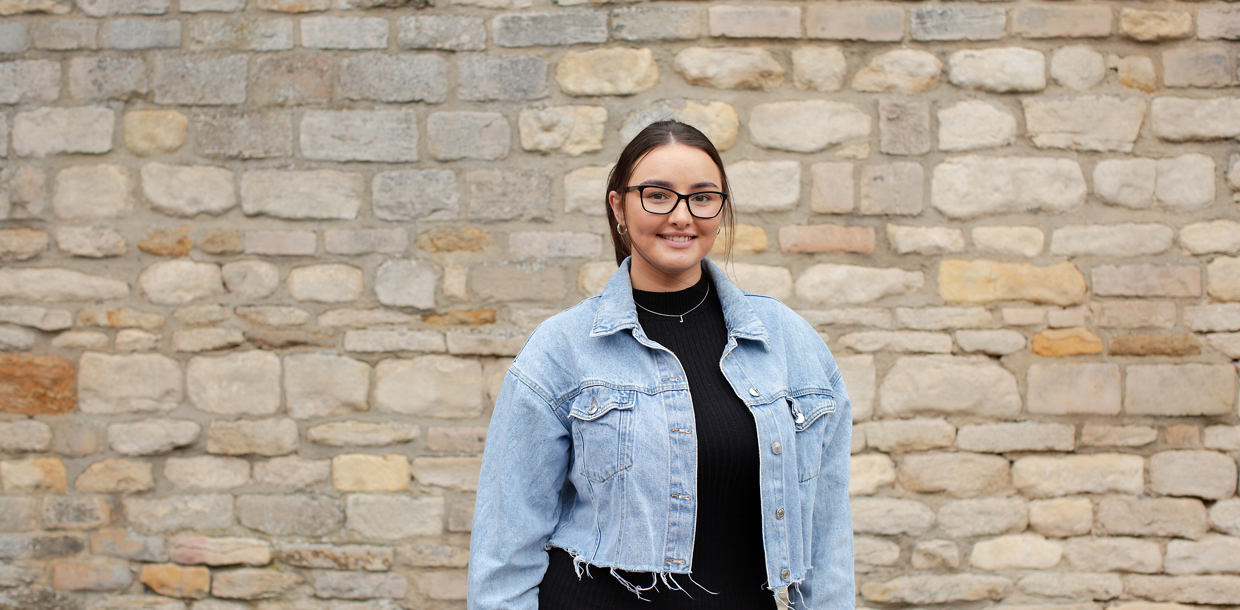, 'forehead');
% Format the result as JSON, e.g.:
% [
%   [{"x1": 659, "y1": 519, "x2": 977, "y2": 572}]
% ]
[{"x1": 629, "y1": 144, "x2": 721, "y2": 183}]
